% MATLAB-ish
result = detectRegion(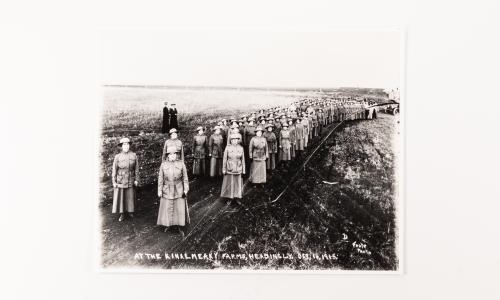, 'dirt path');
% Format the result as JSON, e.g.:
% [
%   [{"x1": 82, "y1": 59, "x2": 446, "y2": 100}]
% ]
[
  {"x1": 101, "y1": 114, "x2": 399, "y2": 270},
  {"x1": 100, "y1": 120, "x2": 347, "y2": 268}
]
